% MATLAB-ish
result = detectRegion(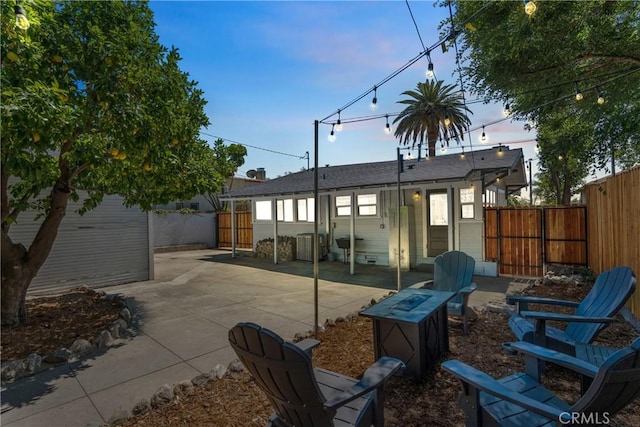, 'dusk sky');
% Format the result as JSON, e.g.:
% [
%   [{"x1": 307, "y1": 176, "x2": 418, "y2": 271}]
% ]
[{"x1": 149, "y1": 1, "x2": 539, "y2": 180}]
